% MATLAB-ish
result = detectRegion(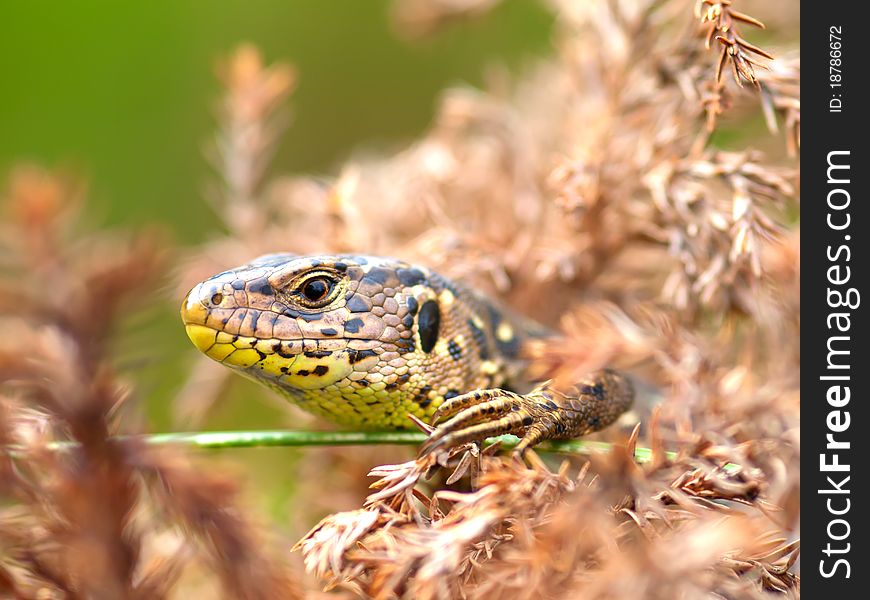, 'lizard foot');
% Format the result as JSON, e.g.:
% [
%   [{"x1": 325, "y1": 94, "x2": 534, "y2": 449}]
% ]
[{"x1": 418, "y1": 369, "x2": 634, "y2": 458}]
